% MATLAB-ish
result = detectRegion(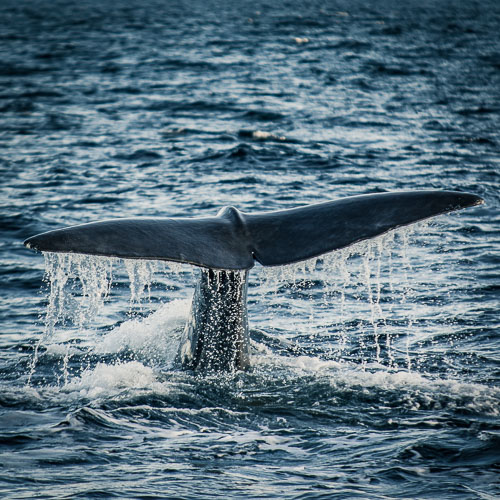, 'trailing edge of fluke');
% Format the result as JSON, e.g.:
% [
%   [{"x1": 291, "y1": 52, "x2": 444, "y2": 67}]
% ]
[{"x1": 24, "y1": 190, "x2": 484, "y2": 270}]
